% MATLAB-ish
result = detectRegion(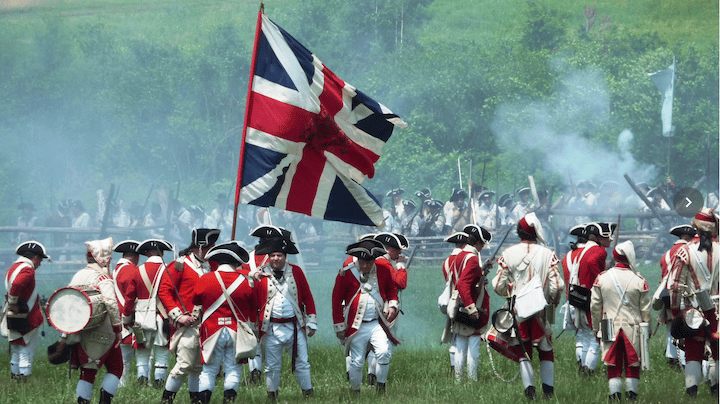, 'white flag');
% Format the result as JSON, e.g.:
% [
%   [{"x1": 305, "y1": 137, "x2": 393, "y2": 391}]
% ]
[{"x1": 648, "y1": 59, "x2": 676, "y2": 137}]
